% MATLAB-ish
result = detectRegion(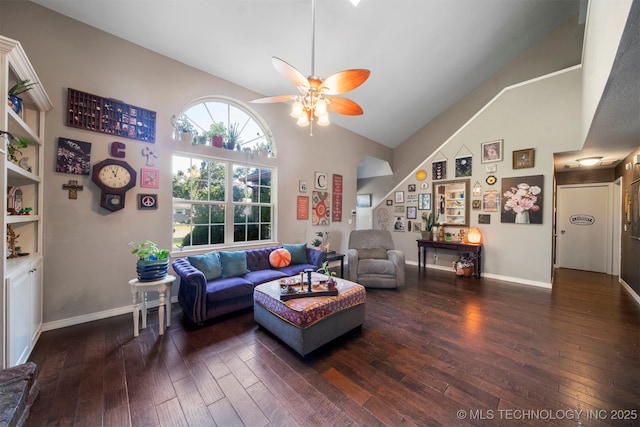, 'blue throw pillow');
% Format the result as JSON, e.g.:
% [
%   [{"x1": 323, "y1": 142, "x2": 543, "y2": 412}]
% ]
[
  {"x1": 283, "y1": 243, "x2": 308, "y2": 265},
  {"x1": 219, "y1": 251, "x2": 249, "y2": 278},
  {"x1": 187, "y1": 251, "x2": 222, "y2": 281}
]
